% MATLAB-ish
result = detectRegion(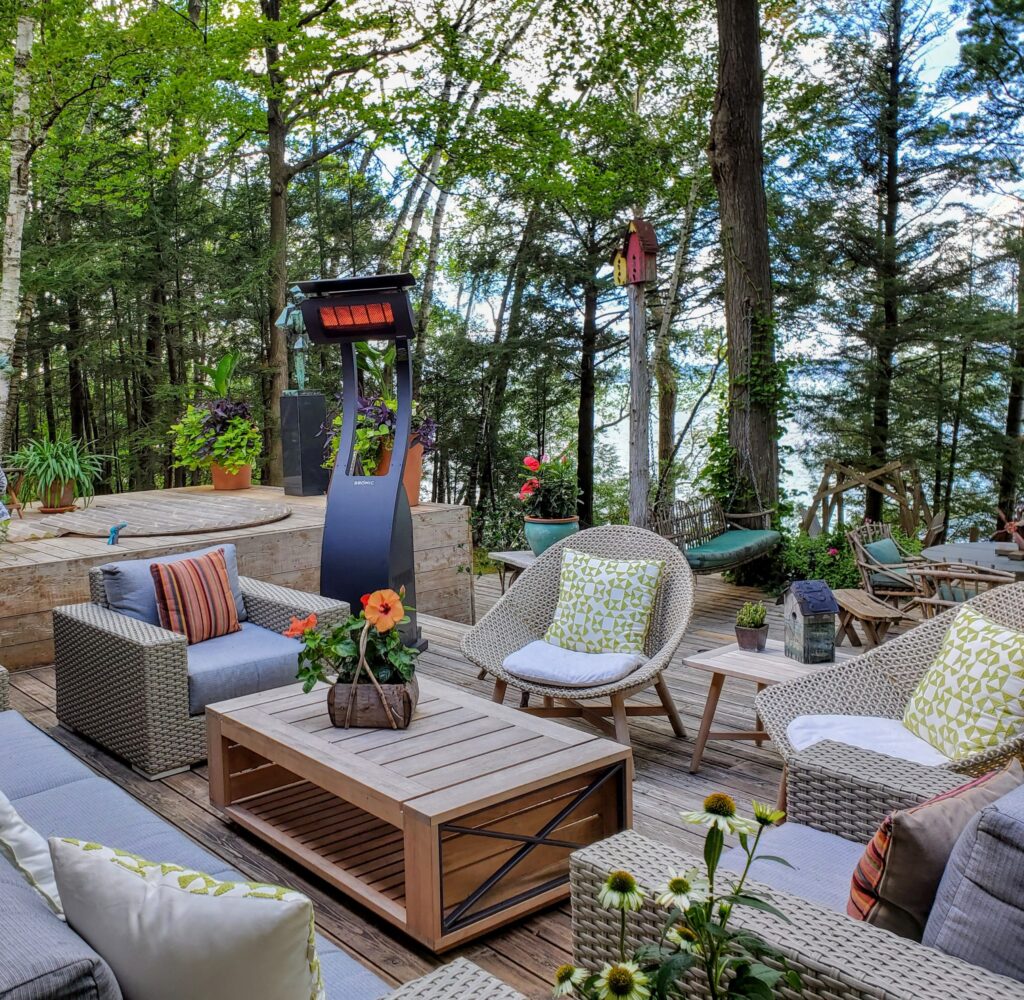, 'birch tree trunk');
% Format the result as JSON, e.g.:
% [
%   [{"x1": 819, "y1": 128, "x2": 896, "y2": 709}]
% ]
[{"x1": 0, "y1": 18, "x2": 35, "y2": 454}]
